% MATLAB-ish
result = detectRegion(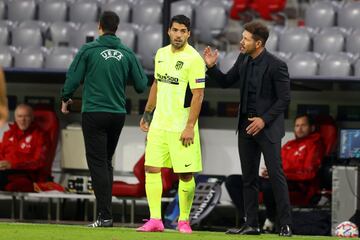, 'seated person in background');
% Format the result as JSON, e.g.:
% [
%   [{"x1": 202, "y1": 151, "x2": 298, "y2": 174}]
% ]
[
  {"x1": 0, "y1": 104, "x2": 48, "y2": 192},
  {"x1": 226, "y1": 114, "x2": 325, "y2": 232},
  {"x1": 0, "y1": 67, "x2": 9, "y2": 127}
]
